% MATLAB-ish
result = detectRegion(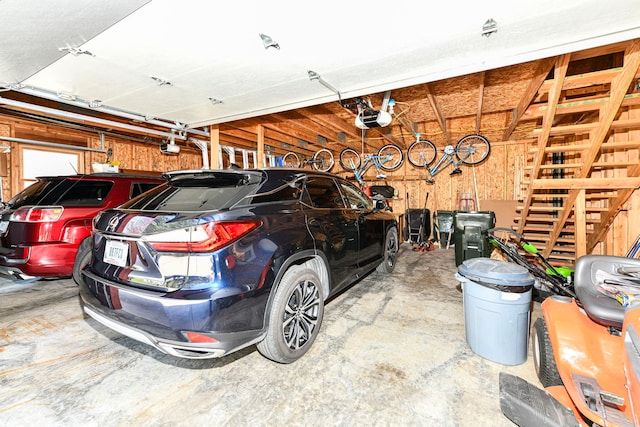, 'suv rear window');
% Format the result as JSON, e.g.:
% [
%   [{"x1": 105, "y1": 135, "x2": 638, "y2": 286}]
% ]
[
  {"x1": 8, "y1": 179, "x2": 114, "y2": 207},
  {"x1": 122, "y1": 172, "x2": 263, "y2": 211}
]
